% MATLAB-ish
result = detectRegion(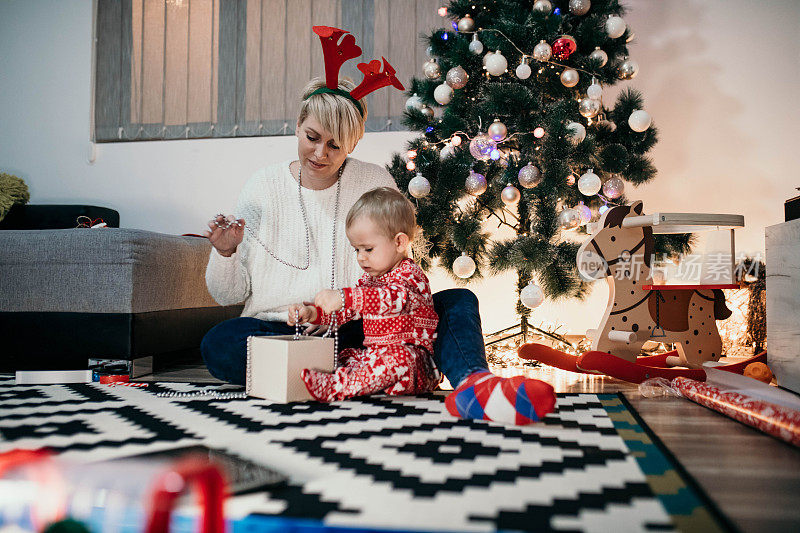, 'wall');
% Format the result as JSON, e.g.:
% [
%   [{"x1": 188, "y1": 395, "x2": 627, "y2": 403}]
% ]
[{"x1": 1, "y1": 0, "x2": 798, "y2": 335}]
